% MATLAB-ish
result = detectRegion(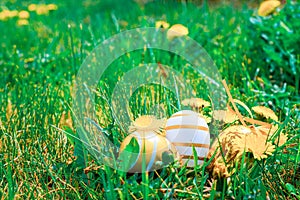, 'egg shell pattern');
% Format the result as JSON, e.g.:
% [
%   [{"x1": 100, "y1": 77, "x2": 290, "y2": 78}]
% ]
[
  {"x1": 165, "y1": 110, "x2": 210, "y2": 167},
  {"x1": 119, "y1": 131, "x2": 178, "y2": 173}
]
